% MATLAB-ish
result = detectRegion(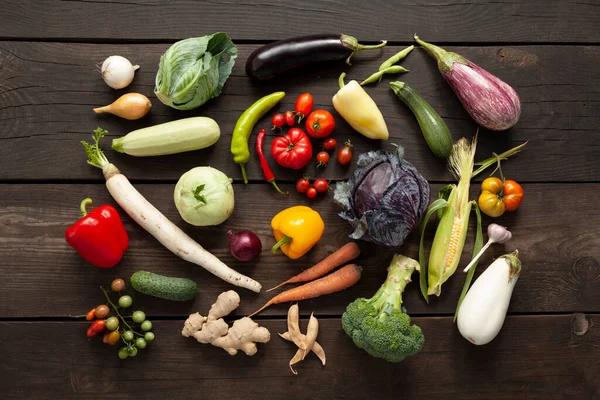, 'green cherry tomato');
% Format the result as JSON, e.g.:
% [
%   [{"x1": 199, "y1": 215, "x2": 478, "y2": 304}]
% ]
[
  {"x1": 105, "y1": 316, "x2": 119, "y2": 331},
  {"x1": 144, "y1": 332, "x2": 155, "y2": 342},
  {"x1": 127, "y1": 346, "x2": 138, "y2": 357},
  {"x1": 122, "y1": 330, "x2": 134, "y2": 342},
  {"x1": 132, "y1": 311, "x2": 146, "y2": 323},
  {"x1": 118, "y1": 295, "x2": 133, "y2": 308},
  {"x1": 135, "y1": 338, "x2": 147, "y2": 349},
  {"x1": 141, "y1": 320, "x2": 152, "y2": 332},
  {"x1": 118, "y1": 347, "x2": 129, "y2": 360}
]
